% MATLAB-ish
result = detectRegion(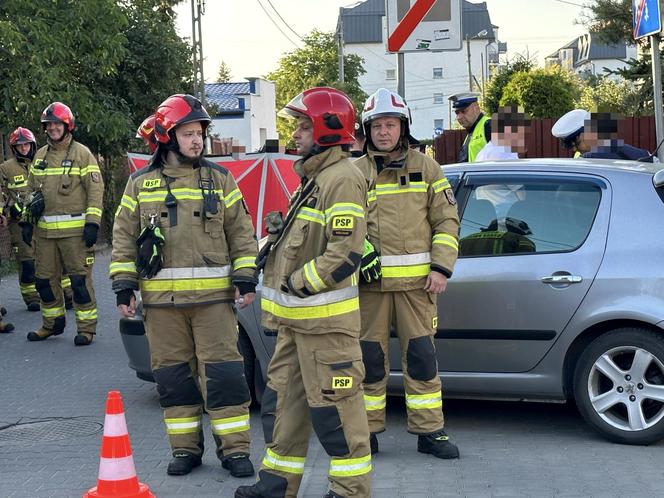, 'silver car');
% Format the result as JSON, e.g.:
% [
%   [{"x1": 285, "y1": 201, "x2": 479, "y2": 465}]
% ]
[{"x1": 120, "y1": 159, "x2": 664, "y2": 445}]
